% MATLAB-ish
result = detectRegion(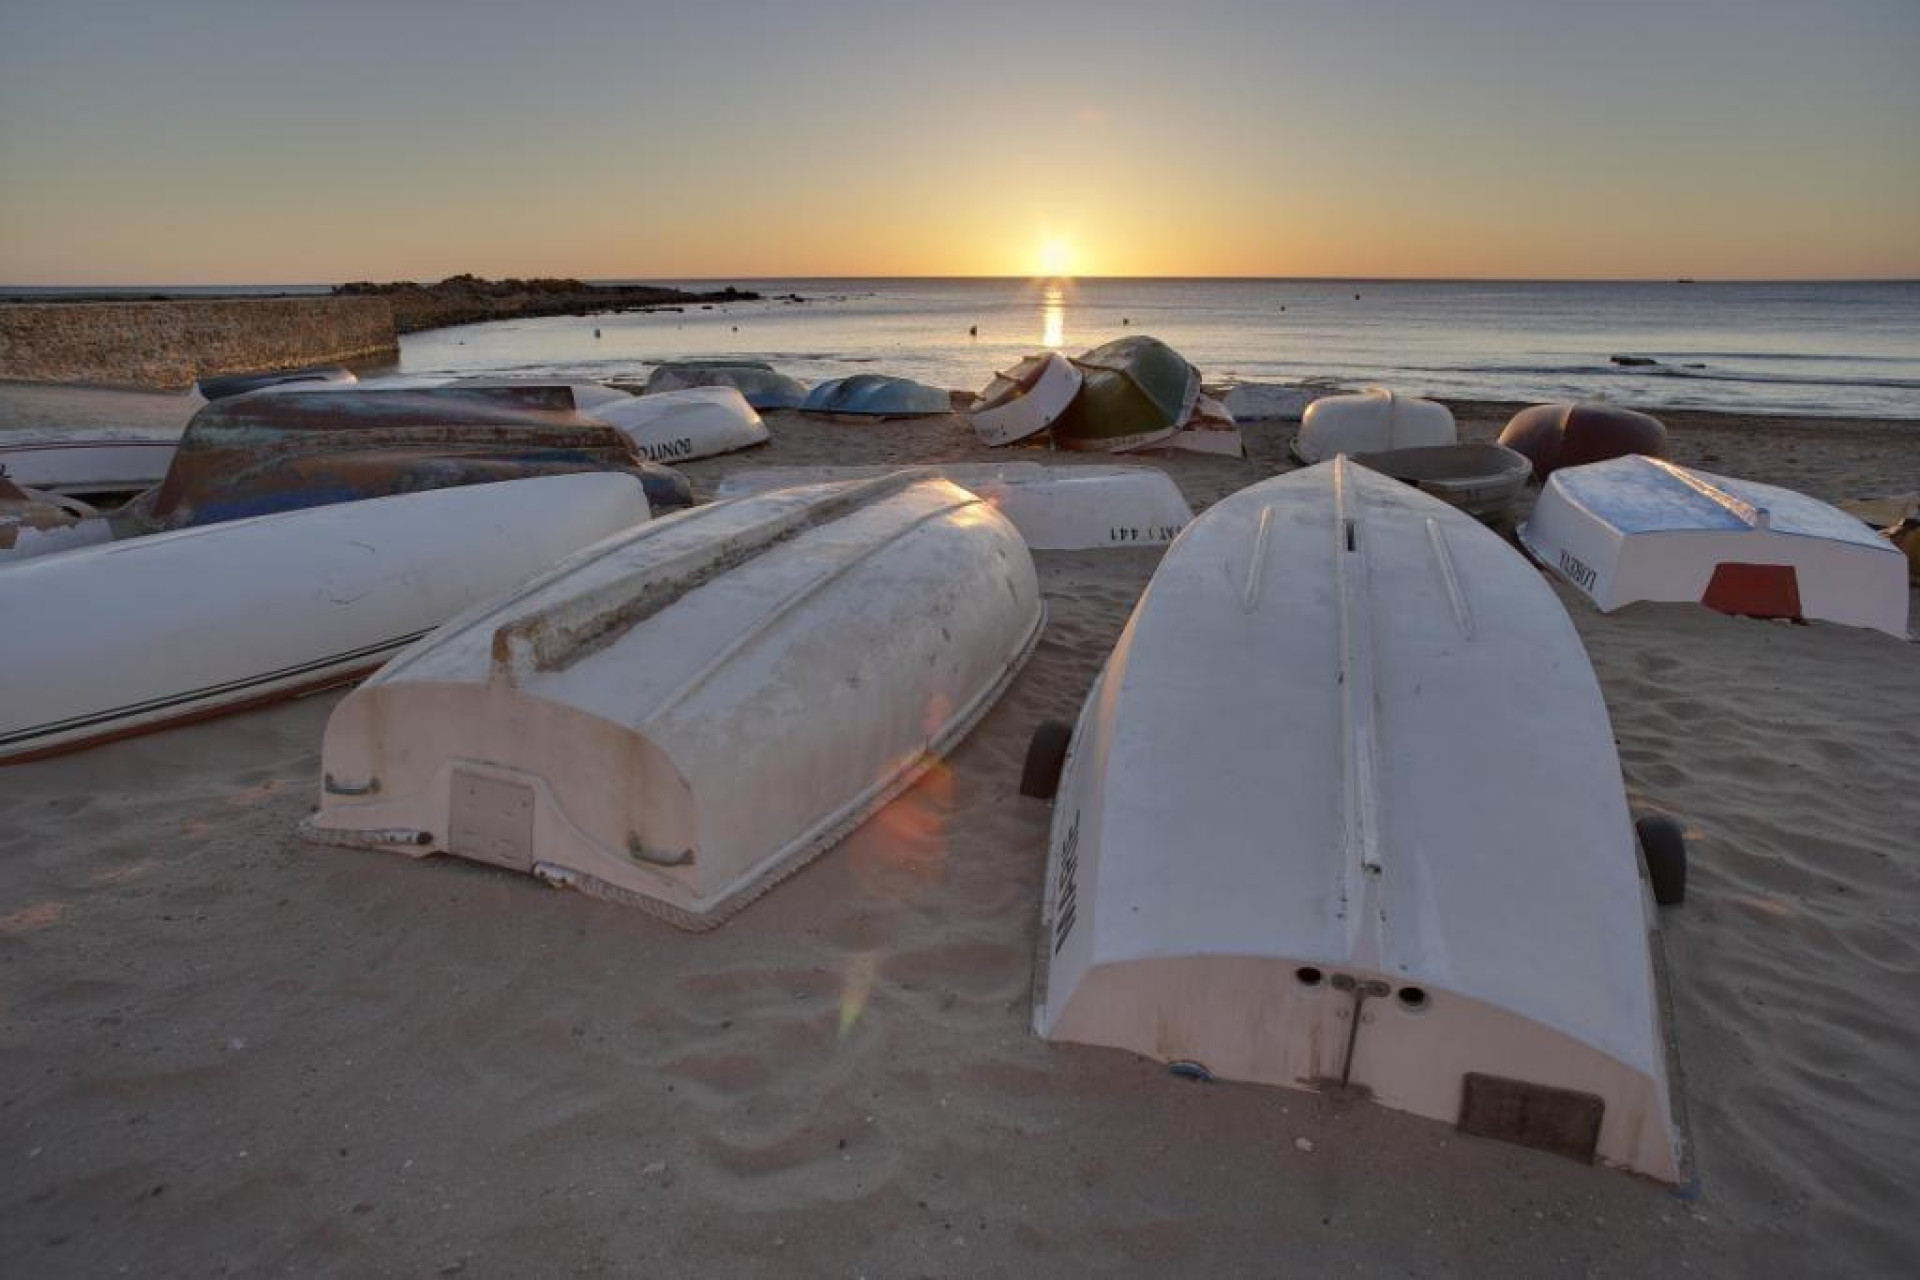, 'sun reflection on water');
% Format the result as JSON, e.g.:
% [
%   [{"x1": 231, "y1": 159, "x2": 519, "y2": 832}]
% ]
[{"x1": 1041, "y1": 283, "x2": 1065, "y2": 350}]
